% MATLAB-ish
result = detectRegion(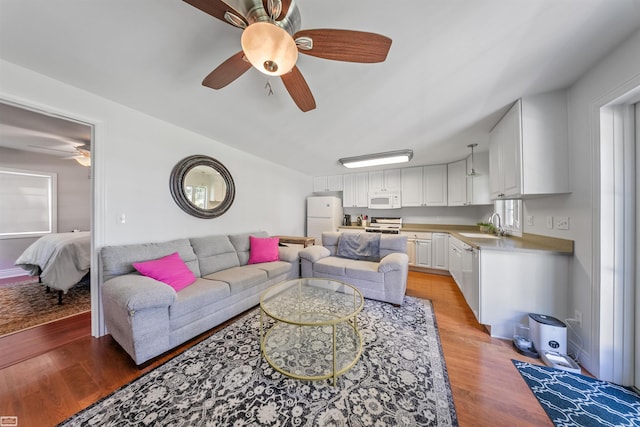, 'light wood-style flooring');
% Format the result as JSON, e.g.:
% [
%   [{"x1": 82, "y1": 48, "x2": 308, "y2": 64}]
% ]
[{"x1": 0, "y1": 272, "x2": 554, "y2": 426}]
